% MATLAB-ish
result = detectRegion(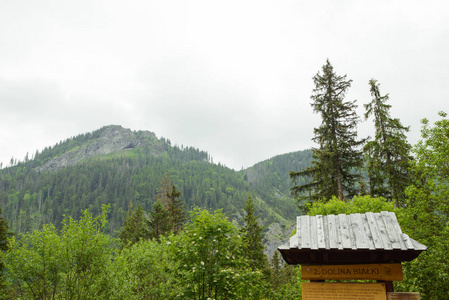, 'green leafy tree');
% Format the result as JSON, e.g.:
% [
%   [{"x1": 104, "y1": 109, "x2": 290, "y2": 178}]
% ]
[
  {"x1": 58, "y1": 206, "x2": 114, "y2": 299},
  {"x1": 4, "y1": 205, "x2": 115, "y2": 299},
  {"x1": 111, "y1": 236, "x2": 181, "y2": 299},
  {"x1": 290, "y1": 59, "x2": 363, "y2": 203},
  {"x1": 173, "y1": 208, "x2": 267, "y2": 299},
  {"x1": 307, "y1": 195, "x2": 396, "y2": 216},
  {"x1": 4, "y1": 223, "x2": 62, "y2": 299},
  {"x1": 240, "y1": 195, "x2": 268, "y2": 274},
  {"x1": 396, "y1": 112, "x2": 449, "y2": 299},
  {"x1": 119, "y1": 204, "x2": 150, "y2": 247},
  {"x1": 364, "y1": 79, "x2": 411, "y2": 206}
]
